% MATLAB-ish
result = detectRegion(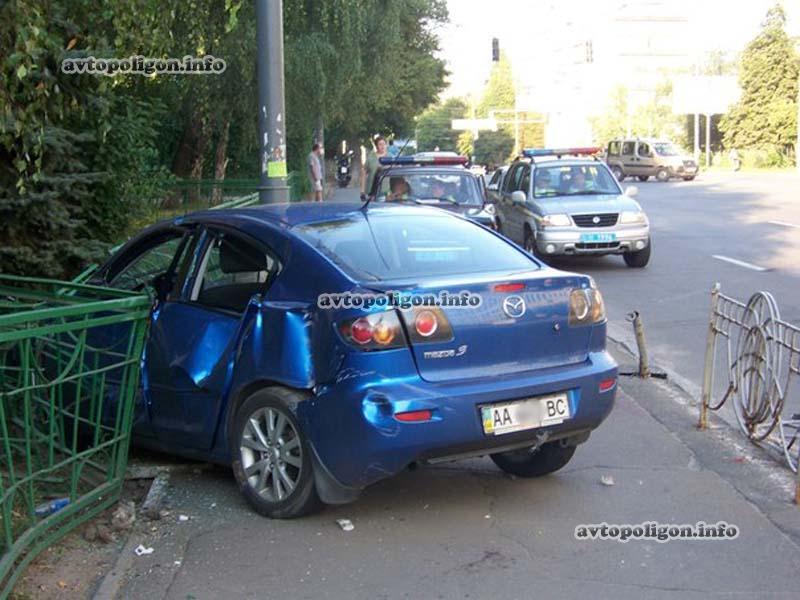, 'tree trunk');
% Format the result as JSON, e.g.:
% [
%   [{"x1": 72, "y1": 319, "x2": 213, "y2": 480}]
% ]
[
  {"x1": 171, "y1": 112, "x2": 208, "y2": 207},
  {"x1": 211, "y1": 120, "x2": 230, "y2": 205}
]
